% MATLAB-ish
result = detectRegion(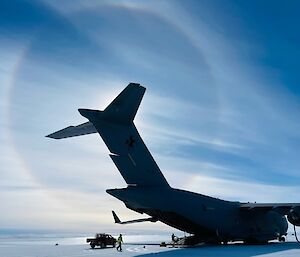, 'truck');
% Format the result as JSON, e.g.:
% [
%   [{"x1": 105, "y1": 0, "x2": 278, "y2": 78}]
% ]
[{"x1": 86, "y1": 233, "x2": 117, "y2": 249}]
